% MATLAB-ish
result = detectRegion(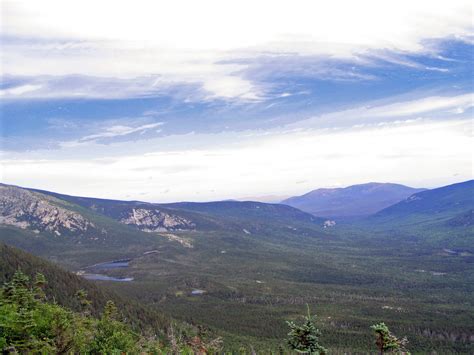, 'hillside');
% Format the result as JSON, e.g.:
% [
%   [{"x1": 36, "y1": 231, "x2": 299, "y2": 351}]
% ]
[
  {"x1": 27, "y1": 186, "x2": 326, "y2": 234},
  {"x1": 162, "y1": 200, "x2": 323, "y2": 226},
  {"x1": 346, "y1": 180, "x2": 474, "y2": 249},
  {"x1": 0, "y1": 243, "x2": 170, "y2": 331},
  {"x1": 26, "y1": 187, "x2": 205, "y2": 232},
  {"x1": 375, "y1": 180, "x2": 474, "y2": 220},
  {"x1": 0, "y1": 184, "x2": 174, "y2": 268},
  {"x1": 1, "y1": 181, "x2": 474, "y2": 352},
  {"x1": 282, "y1": 182, "x2": 426, "y2": 217}
]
